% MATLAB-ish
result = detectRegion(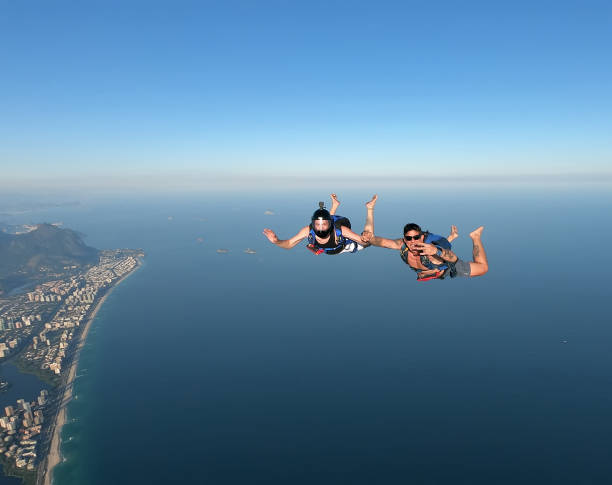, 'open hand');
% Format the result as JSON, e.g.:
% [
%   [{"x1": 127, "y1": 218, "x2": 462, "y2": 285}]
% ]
[
  {"x1": 412, "y1": 242, "x2": 437, "y2": 256},
  {"x1": 262, "y1": 228, "x2": 279, "y2": 244}
]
